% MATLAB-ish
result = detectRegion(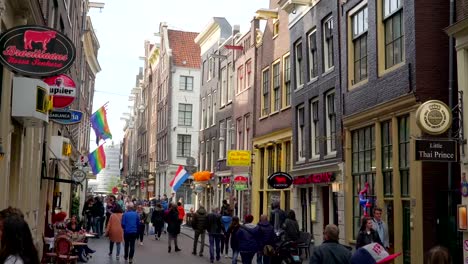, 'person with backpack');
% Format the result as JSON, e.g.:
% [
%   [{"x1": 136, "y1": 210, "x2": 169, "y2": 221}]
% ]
[
  {"x1": 256, "y1": 215, "x2": 275, "y2": 264},
  {"x1": 207, "y1": 208, "x2": 223, "y2": 263},
  {"x1": 151, "y1": 203, "x2": 165, "y2": 240},
  {"x1": 191, "y1": 206, "x2": 208, "y2": 257},
  {"x1": 227, "y1": 216, "x2": 241, "y2": 264}
]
